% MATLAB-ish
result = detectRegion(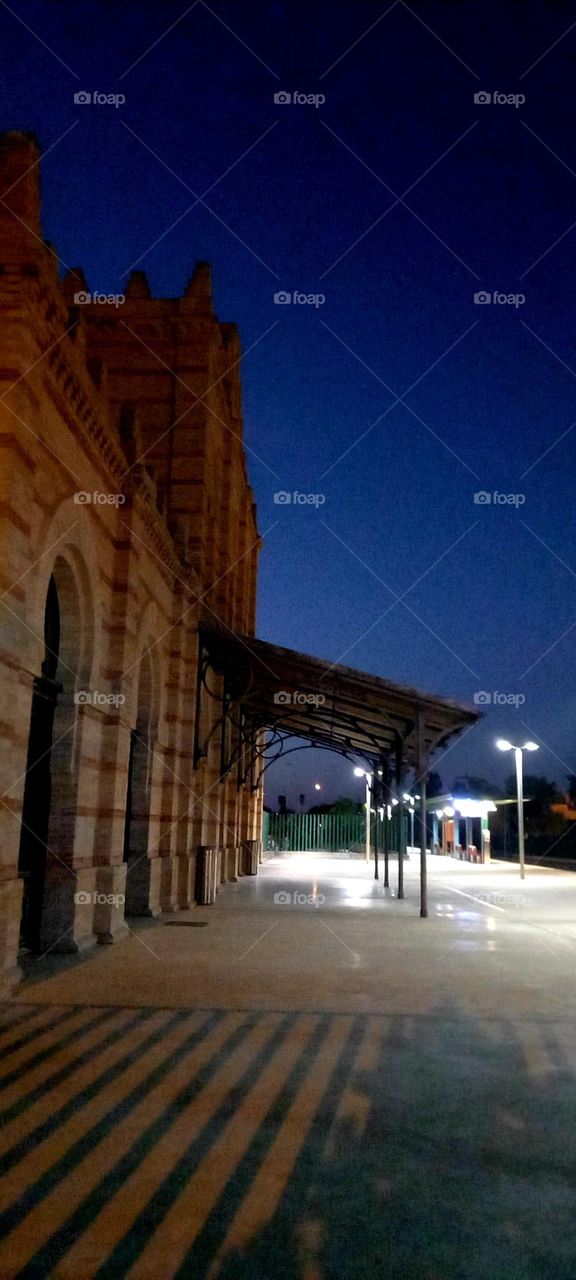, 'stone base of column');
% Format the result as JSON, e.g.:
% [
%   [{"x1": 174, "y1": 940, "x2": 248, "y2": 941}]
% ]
[
  {"x1": 223, "y1": 846, "x2": 239, "y2": 882},
  {"x1": 195, "y1": 846, "x2": 220, "y2": 904},
  {"x1": 240, "y1": 840, "x2": 260, "y2": 875},
  {"x1": 0, "y1": 878, "x2": 23, "y2": 997},
  {"x1": 177, "y1": 852, "x2": 196, "y2": 909},
  {"x1": 40, "y1": 867, "x2": 98, "y2": 954},
  {"x1": 124, "y1": 855, "x2": 162, "y2": 917},
  {"x1": 94, "y1": 865, "x2": 129, "y2": 944},
  {"x1": 159, "y1": 856, "x2": 179, "y2": 913}
]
